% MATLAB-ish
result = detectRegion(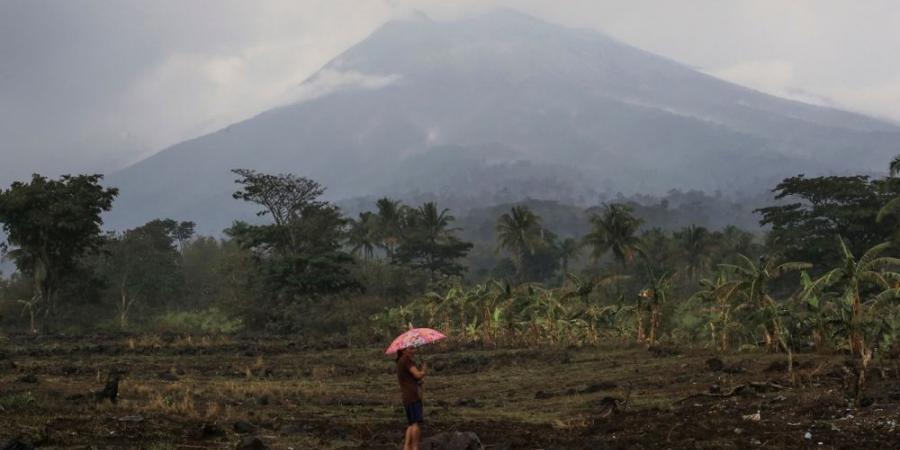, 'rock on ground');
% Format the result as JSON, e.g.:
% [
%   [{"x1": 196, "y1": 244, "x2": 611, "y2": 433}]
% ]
[
  {"x1": 1, "y1": 439, "x2": 33, "y2": 450},
  {"x1": 235, "y1": 436, "x2": 269, "y2": 450}
]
